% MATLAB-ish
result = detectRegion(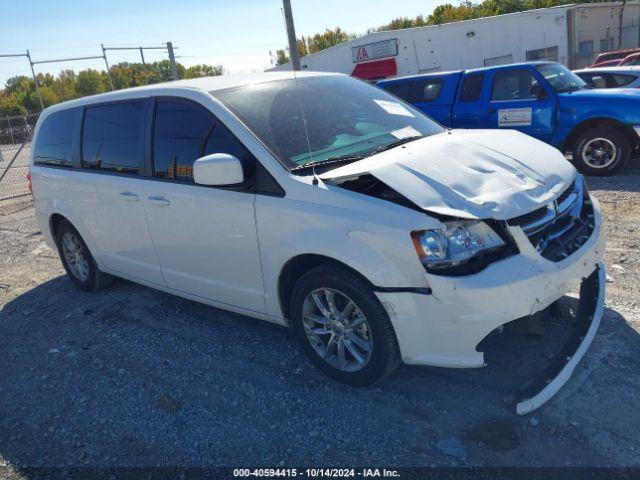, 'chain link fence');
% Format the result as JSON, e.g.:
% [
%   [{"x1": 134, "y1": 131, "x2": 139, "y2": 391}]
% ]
[{"x1": 0, "y1": 113, "x2": 38, "y2": 201}]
